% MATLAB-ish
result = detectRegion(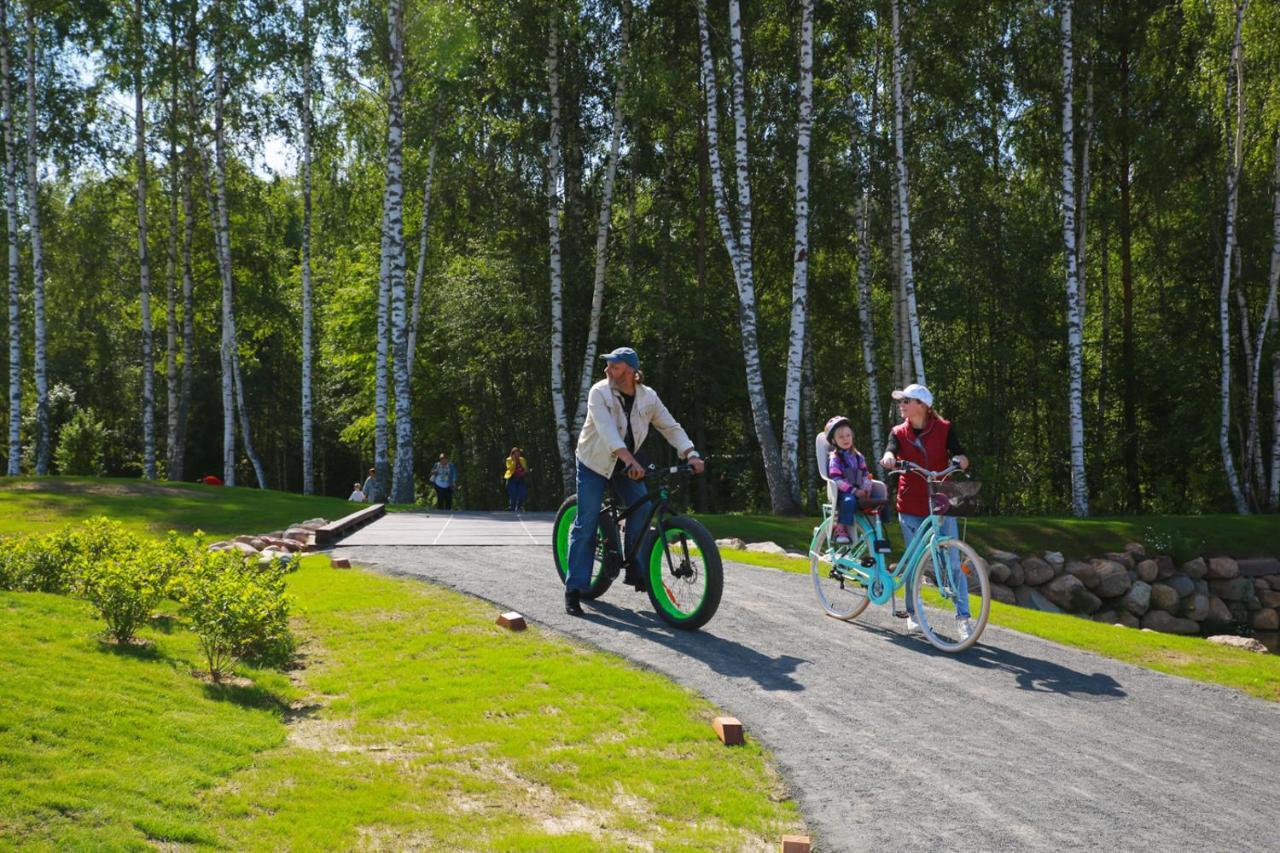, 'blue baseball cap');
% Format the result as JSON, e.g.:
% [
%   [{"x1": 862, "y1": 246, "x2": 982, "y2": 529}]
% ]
[{"x1": 600, "y1": 346, "x2": 639, "y2": 370}]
